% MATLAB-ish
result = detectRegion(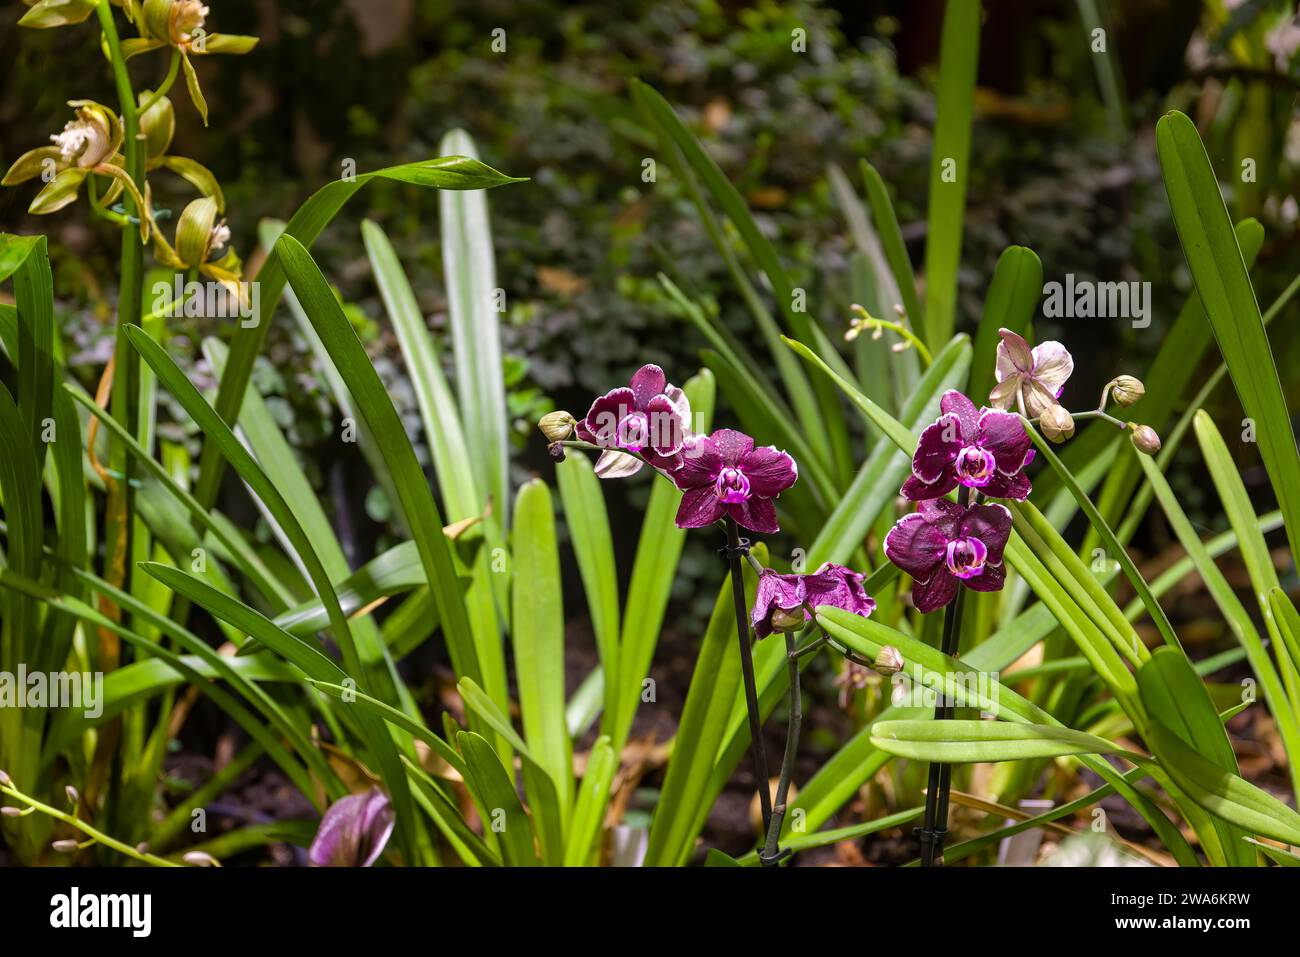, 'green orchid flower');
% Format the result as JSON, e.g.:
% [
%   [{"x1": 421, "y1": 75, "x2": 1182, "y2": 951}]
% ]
[
  {"x1": 123, "y1": 0, "x2": 259, "y2": 125},
  {"x1": 153, "y1": 195, "x2": 245, "y2": 300},
  {"x1": 2, "y1": 100, "x2": 150, "y2": 239}
]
